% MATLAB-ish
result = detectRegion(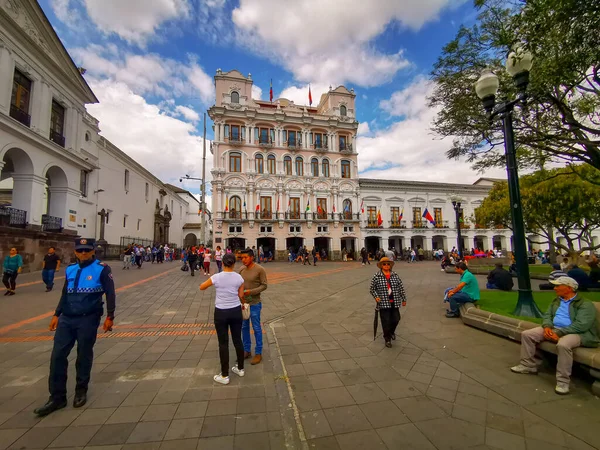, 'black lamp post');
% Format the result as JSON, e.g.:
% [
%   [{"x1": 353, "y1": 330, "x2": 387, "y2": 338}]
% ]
[
  {"x1": 451, "y1": 200, "x2": 463, "y2": 259},
  {"x1": 475, "y1": 46, "x2": 542, "y2": 318}
]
